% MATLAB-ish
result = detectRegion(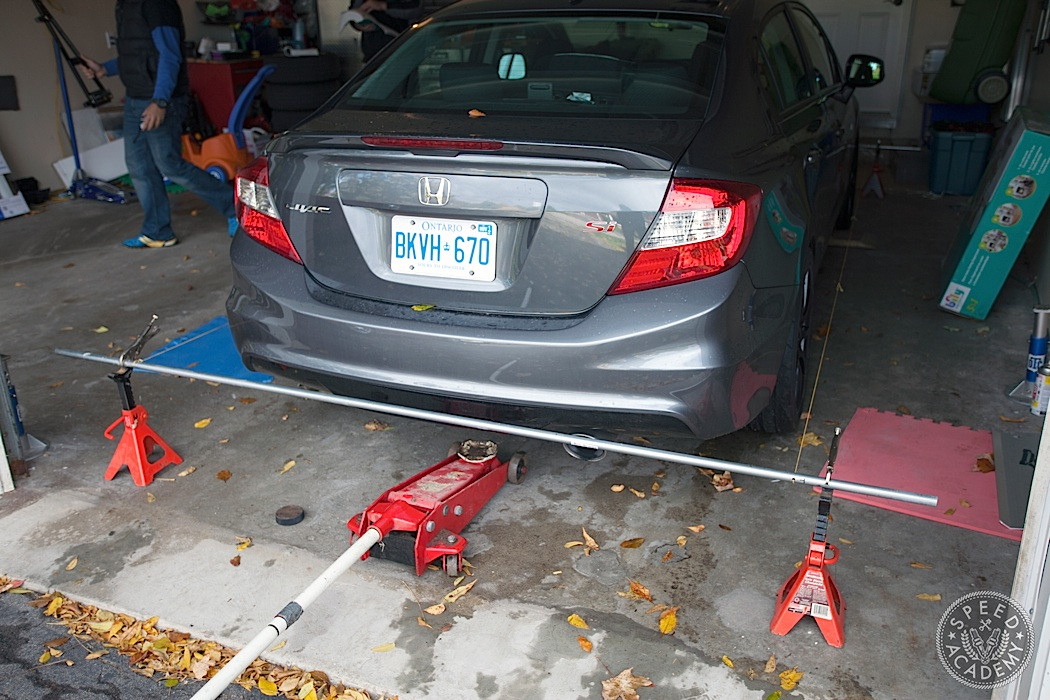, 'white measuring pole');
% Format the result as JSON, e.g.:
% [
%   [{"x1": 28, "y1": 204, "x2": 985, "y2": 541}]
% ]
[{"x1": 191, "y1": 527, "x2": 382, "y2": 700}]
